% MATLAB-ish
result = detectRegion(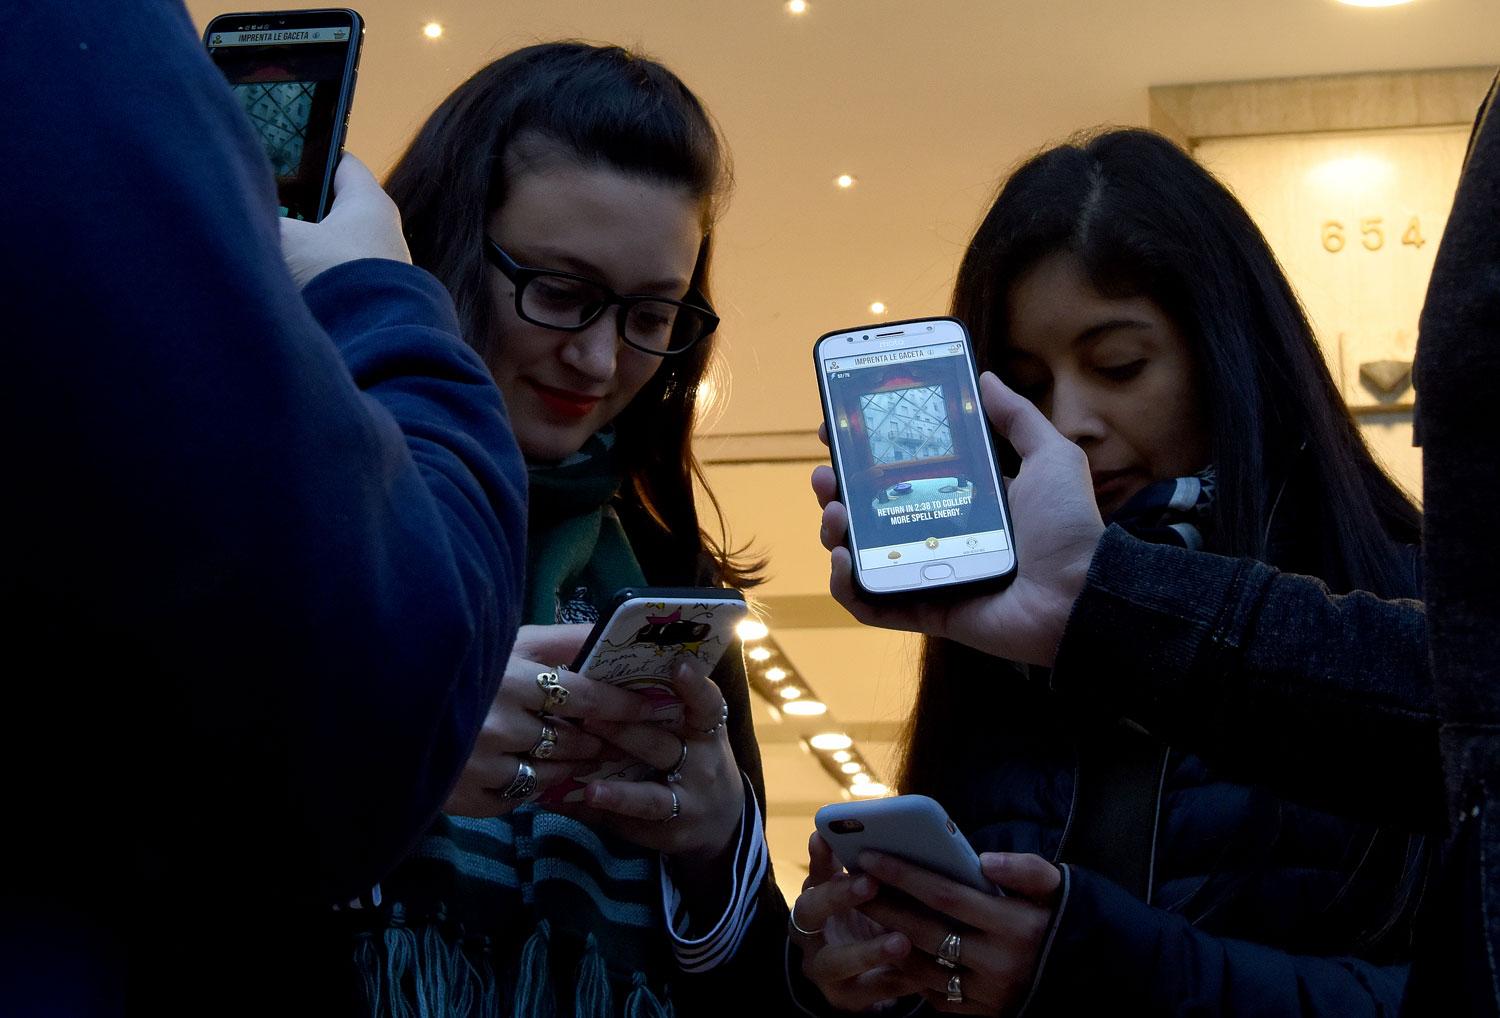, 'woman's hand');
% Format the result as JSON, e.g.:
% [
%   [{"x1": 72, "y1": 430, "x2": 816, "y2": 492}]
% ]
[
  {"x1": 278, "y1": 153, "x2": 411, "y2": 287},
  {"x1": 444, "y1": 624, "x2": 657, "y2": 817},
  {"x1": 793, "y1": 832, "x2": 924, "y2": 1012},
  {"x1": 854, "y1": 849, "x2": 1062, "y2": 1015},
  {"x1": 567, "y1": 662, "x2": 746, "y2": 861},
  {"x1": 812, "y1": 372, "x2": 1104, "y2": 668}
]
